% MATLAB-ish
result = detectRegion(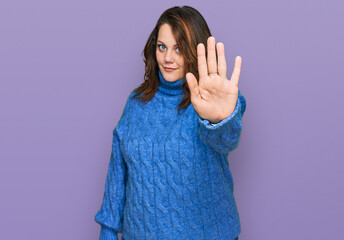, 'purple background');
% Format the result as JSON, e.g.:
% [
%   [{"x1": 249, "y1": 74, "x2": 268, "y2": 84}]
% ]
[{"x1": 1, "y1": 1, "x2": 343, "y2": 239}]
